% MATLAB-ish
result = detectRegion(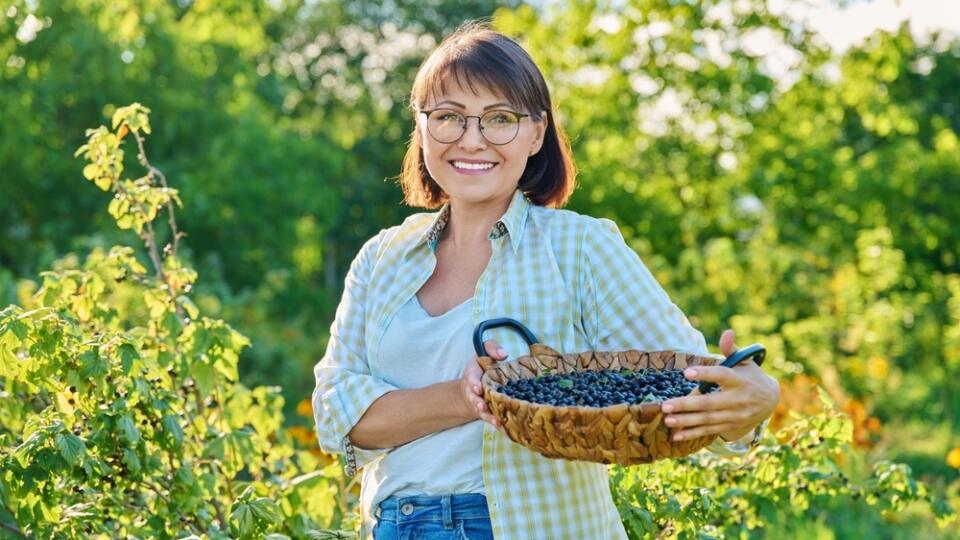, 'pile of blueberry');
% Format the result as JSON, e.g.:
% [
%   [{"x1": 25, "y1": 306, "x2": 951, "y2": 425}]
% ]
[{"x1": 497, "y1": 368, "x2": 697, "y2": 407}]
